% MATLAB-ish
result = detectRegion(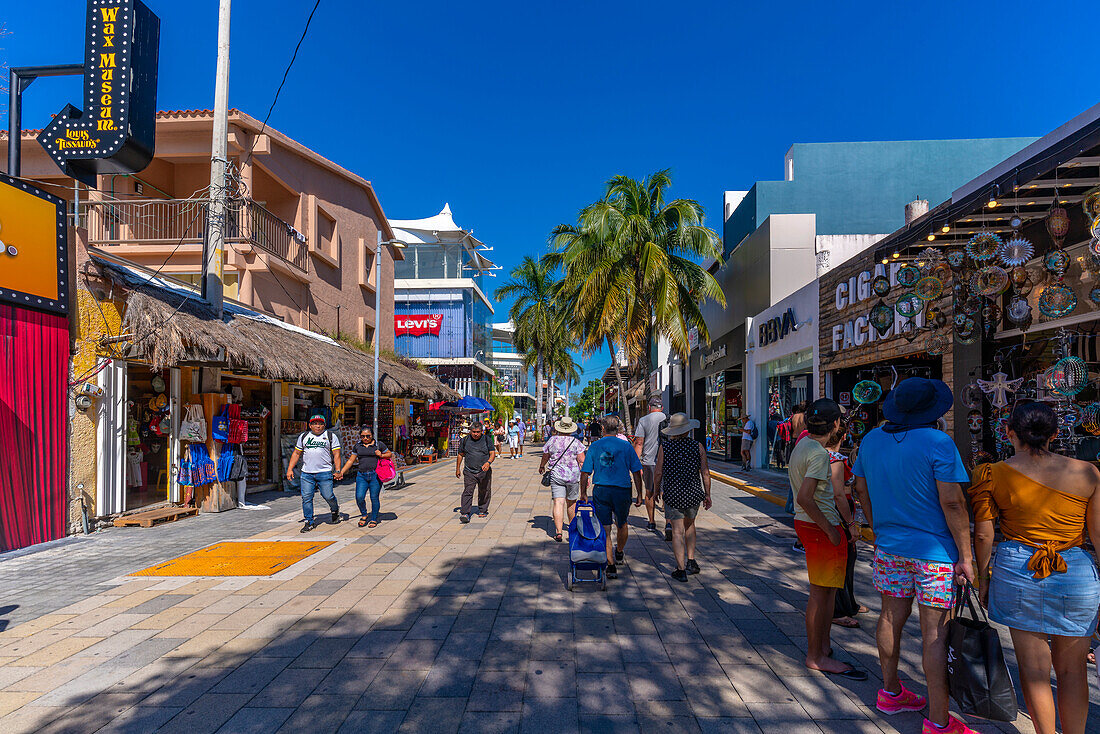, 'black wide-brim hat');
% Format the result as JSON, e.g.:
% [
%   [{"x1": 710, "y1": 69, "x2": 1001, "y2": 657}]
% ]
[{"x1": 882, "y1": 377, "x2": 954, "y2": 426}]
